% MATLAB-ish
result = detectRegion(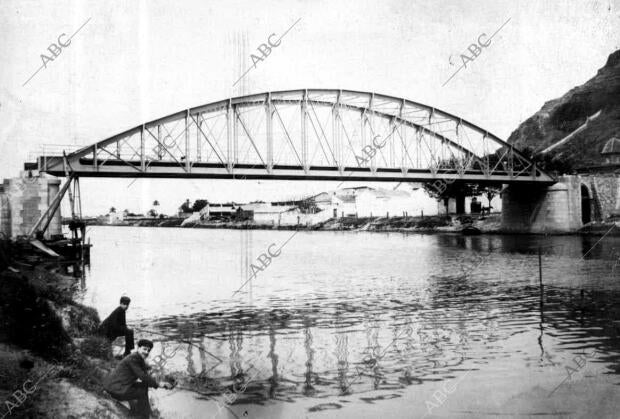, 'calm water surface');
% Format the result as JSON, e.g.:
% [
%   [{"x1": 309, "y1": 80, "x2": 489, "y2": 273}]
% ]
[{"x1": 75, "y1": 226, "x2": 620, "y2": 418}]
